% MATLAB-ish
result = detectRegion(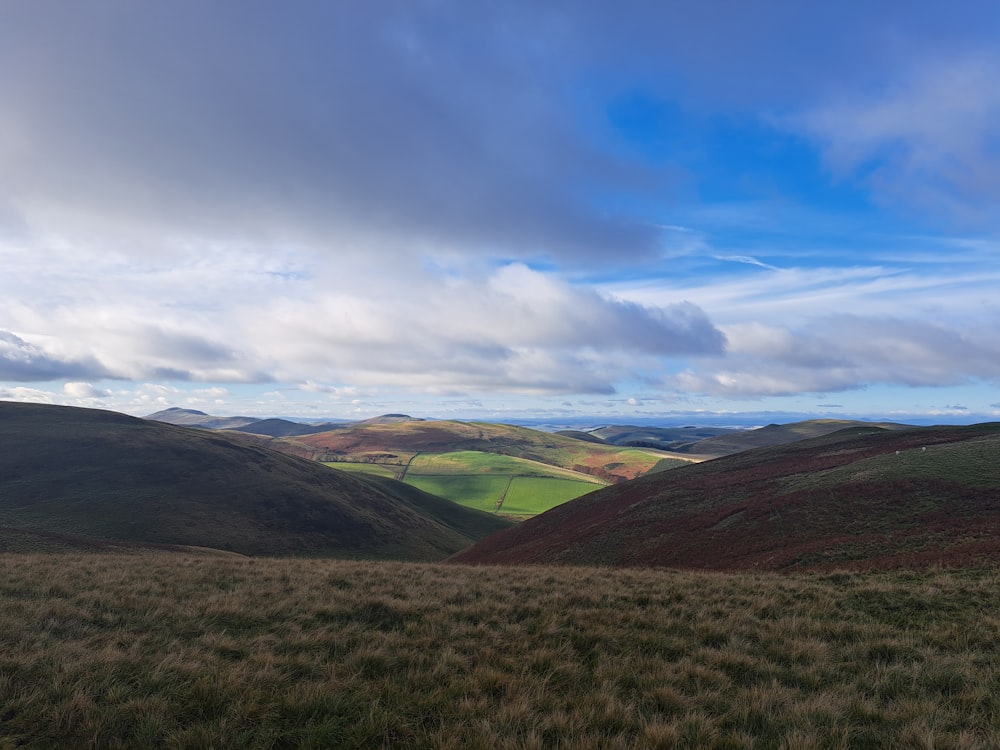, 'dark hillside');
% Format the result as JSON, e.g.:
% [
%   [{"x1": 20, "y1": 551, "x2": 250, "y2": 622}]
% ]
[
  {"x1": 588, "y1": 424, "x2": 739, "y2": 451},
  {"x1": 144, "y1": 407, "x2": 259, "y2": 430},
  {"x1": 451, "y1": 423, "x2": 1000, "y2": 572},
  {"x1": 0, "y1": 402, "x2": 510, "y2": 559},
  {"x1": 227, "y1": 418, "x2": 344, "y2": 437},
  {"x1": 683, "y1": 418, "x2": 911, "y2": 456}
]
